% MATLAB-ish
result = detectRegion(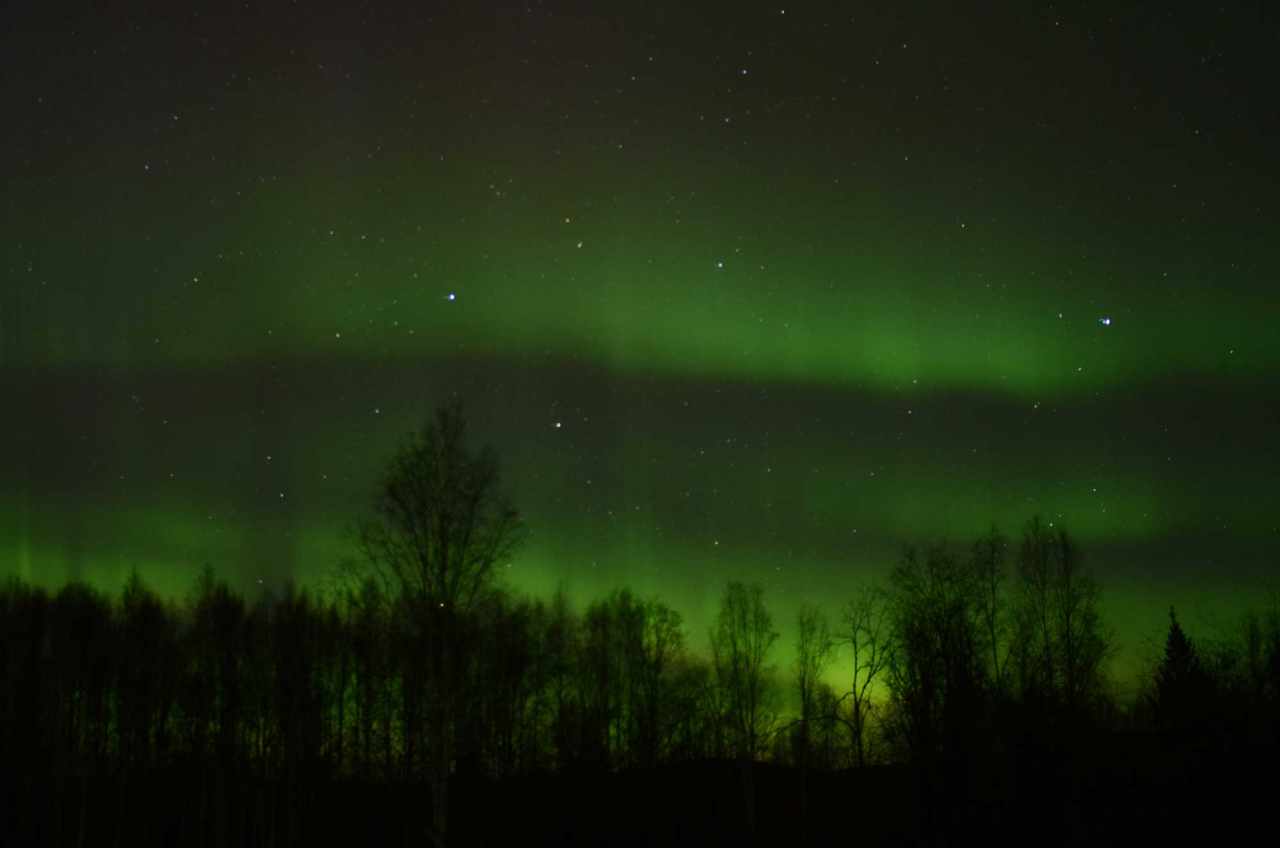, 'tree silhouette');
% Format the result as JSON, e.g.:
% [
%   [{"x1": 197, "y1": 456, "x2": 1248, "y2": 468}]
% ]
[
  {"x1": 884, "y1": 545, "x2": 998, "y2": 845},
  {"x1": 0, "y1": 579, "x2": 48, "y2": 769},
  {"x1": 577, "y1": 592, "x2": 622, "y2": 769},
  {"x1": 626, "y1": 594, "x2": 684, "y2": 768},
  {"x1": 792, "y1": 603, "x2": 833, "y2": 843},
  {"x1": 971, "y1": 525, "x2": 1009, "y2": 691},
  {"x1": 841, "y1": 583, "x2": 893, "y2": 768},
  {"x1": 465, "y1": 590, "x2": 543, "y2": 776},
  {"x1": 356, "y1": 400, "x2": 524, "y2": 840},
  {"x1": 181, "y1": 567, "x2": 248, "y2": 846},
  {"x1": 886, "y1": 546, "x2": 987, "y2": 766},
  {"x1": 345, "y1": 575, "x2": 392, "y2": 780},
  {"x1": 270, "y1": 583, "x2": 325, "y2": 843},
  {"x1": 710, "y1": 581, "x2": 778, "y2": 761},
  {"x1": 316, "y1": 599, "x2": 350, "y2": 774},
  {"x1": 1241, "y1": 610, "x2": 1267, "y2": 704},
  {"x1": 665, "y1": 652, "x2": 721, "y2": 761},
  {"x1": 544, "y1": 586, "x2": 582, "y2": 770},
  {"x1": 47, "y1": 582, "x2": 115, "y2": 847},
  {"x1": 1011, "y1": 517, "x2": 1108, "y2": 718},
  {"x1": 117, "y1": 569, "x2": 178, "y2": 770},
  {"x1": 709, "y1": 580, "x2": 778, "y2": 842},
  {"x1": 793, "y1": 604, "x2": 833, "y2": 766},
  {"x1": 14, "y1": 510, "x2": 1280, "y2": 846},
  {"x1": 183, "y1": 567, "x2": 247, "y2": 765},
  {"x1": 1153, "y1": 607, "x2": 1210, "y2": 734}
]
